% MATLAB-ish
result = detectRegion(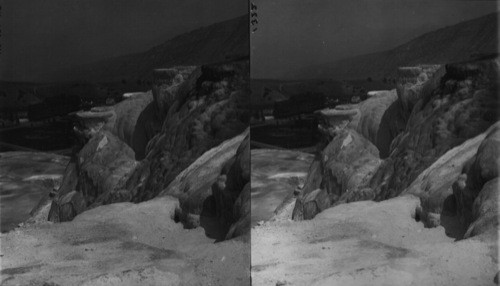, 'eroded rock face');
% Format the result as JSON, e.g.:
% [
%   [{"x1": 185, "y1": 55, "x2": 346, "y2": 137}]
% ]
[
  {"x1": 73, "y1": 107, "x2": 116, "y2": 142},
  {"x1": 49, "y1": 131, "x2": 138, "y2": 222},
  {"x1": 293, "y1": 129, "x2": 382, "y2": 220},
  {"x1": 316, "y1": 66, "x2": 441, "y2": 159},
  {"x1": 125, "y1": 61, "x2": 250, "y2": 203},
  {"x1": 372, "y1": 59, "x2": 499, "y2": 201},
  {"x1": 158, "y1": 130, "x2": 248, "y2": 232},
  {"x1": 398, "y1": 122, "x2": 499, "y2": 233},
  {"x1": 159, "y1": 131, "x2": 250, "y2": 241},
  {"x1": 75, "y1": 91, "x2": 163, "y2": 160},
  {"x1": 353, "y1": 66, "x2": 441, "y2": 158},
  {"x1": 396, "y1": 65, "x2": 442, "y2": 119},
  {"x1": 152, "y1": 66, "x2": 198, "y2": 124},
  {"x1": 47, "y1": 61, "x2": 249, "y2": 224},
  {"x1": 74, "y1": 71, "x2": 196, "y2": 161},
  {"x1": 111, "y1": 92, "x2": 160, "y2": 160},
  {"x1": 454, "y1": 123, "x2": 500, "y2": 239},
  {"x1": 354, "y1": 90, "x2": 403, "y2": 158},
  {"x1": 77, "y1": 131, "x2": 138, "y2": 207},
  {"x1": 316, "y1": 108, "x2": 359, "y2": 140},
  {"x1": 318, "y1": 89, "x2": 403, "y2": 158},
  {"x1": 294, "y1": 59, "x2": 498, "y2": 221},
  {"x1": 212, "y1": 134, "x2": 250, "y2": 239},
  {"x1": 251, "y1": 60, "x2": 498, "y2": 285}
]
